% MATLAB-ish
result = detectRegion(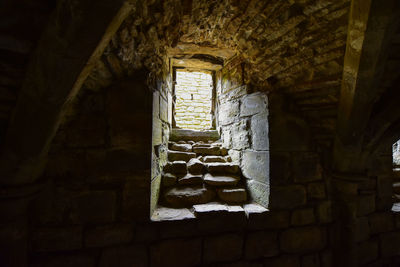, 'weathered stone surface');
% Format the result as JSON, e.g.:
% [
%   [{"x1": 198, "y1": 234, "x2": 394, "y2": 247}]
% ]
[
  {"x1": 194, "y1": 203, "x2": 246, "y2": 232},
  {"x1": 245, "y1": 231, "x2": 279, "y2": 259},
  {"x1": 357, "y1": 241, "x2": 378, "y2": 265},
  {"x1": 171, "y1": 143, "x2": 192, "y2": 152},
  {"x1": 246, "y1": 180, "x2": 270, "y2": 207},
  {"x1": 193, "y1": 146, "x2": 221, "y2": 156},
  {"x1": 164, "y1": 161, "x2": 187, "y2": 174},
  {"x1": 32, "y1": 226, "x2": 82, "y2": 252},
  {"x1": 251, "y1": 112, "x2": 269, "y2": 150},
  {"x1": 178, "y1": 174, "x2": 203, "y2": 185},
  {"x1": 203, "y1": 156, "x2": 226, "y2": 163},
  {"x1": 162, "y1": 173, "x2": 176, "y2": 187},
  {"x1": 369, "y1": 212, "x2": 394, "y2": 234},
  {"x1": 244, "y1": 204, "x2": 290, "y2": 230},
  {"x1": 241, "y1": 150, "x2": 269, "y2": 183},
  {"x1": 168, "y1": 150, "x2": 196, "y2": 162},
  {"x1": 269, "y1": 185, "x2": 306, "y2": 210},
  {"x1": 100, "y1": 245, "x2": 148, "y2": 267},
  {"x1": 280, "y1": 227, "x2": 326, "y2": 253},
  {"x1": 292, "y1": 152, "x2": 322, "y2": 183},
  {"x1": 187, "y1": 158, "x2": 204, "y2": 174},
  {"x1": 151, "y1": 207, "x2": 195, "y2": 221},
  {"x1": 291, "y1": 208, "x2": 315, "y2": 226},
  {"x1": 220, "y1": 147, "x2": 228, "y2": 156},
  {"x1": 204, "y1": 173, "x2": 240, "y2": 186},
  {"x1": 231, "y1": 120, "x2": 250, "y2": 150},
  {"x1": 204, "y1": 233, "x2": 243, "y2": 263},
  {"x1": 219, "y1": 100, "x2": 239, "y2": 125},
  {"x1": 170, "y1": 129, "x2": 219, "y2": 142},
  {"x1": 84, "y1": 224, "x2": 133, "y2": 247},
  {"x1": 151, "y1": 238, "x2": 202, "y2": 267},
  {"x1": 164, "y1": 186, "x2": 215, "y2": 207},
  {"x1": 206, "y1": 162, "x2": 240, "y2": 174},
  {"x1": 240, "y1": 93, "x2": 267, "y2": 117},
  {"x1": 217, "y1": 188, "x2": 247, "y2": 203},
  {"x1": 307, "y1": 182, "x2": 326, "y2": 199}
]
